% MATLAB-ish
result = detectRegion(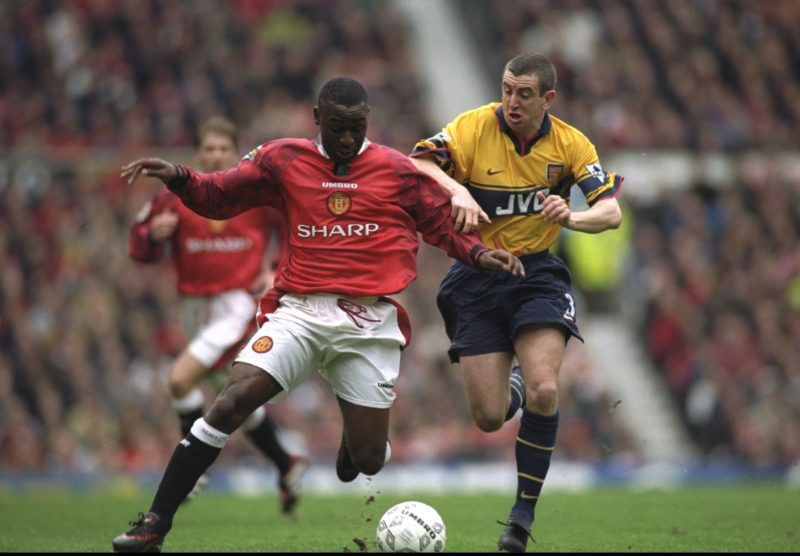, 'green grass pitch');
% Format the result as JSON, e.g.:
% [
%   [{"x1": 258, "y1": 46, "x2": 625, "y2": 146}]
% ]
[{"x1": 1, "y1": 482, "x2": 797, "y2": 552}]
